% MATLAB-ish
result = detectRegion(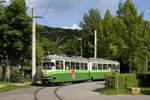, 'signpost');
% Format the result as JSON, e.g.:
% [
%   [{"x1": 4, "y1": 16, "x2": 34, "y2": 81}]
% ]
[
  {"x1": 114, "y1": 66, "x2": 119, "y2": 89},
  {"x1": 6, "y1": 60, "x2": 10, "y2": 84}
]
